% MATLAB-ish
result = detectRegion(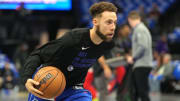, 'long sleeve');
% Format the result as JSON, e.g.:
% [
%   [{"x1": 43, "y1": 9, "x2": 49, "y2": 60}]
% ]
[
  {"x1": 132, "y1": 23, "x2": 153, "y2": 68},
  {"x1": 133, "y1": 33, "x2": 146, "y2": 61},
  {"x1": 21, "y1": 50, "x2": 42, "y2": 85},
  {"x1": 163, "y1": 63, "x2": 173, "y2": 78},
  {"x1": 21, "y1": 32, "x2": 73, "y2": 84}
]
